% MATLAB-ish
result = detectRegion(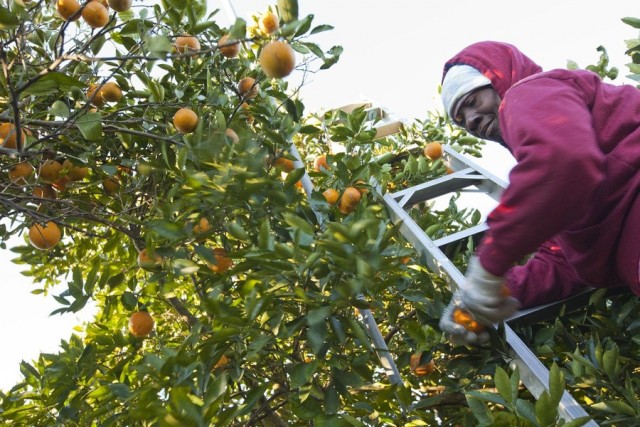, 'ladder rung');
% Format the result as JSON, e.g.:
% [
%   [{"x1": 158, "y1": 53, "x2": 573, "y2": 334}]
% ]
[
  {"x1": 374, "y1": 120, "x2": 404, "y2": 140},
  {"x1": 433, "y1": 223, "x2": 488, "y2": 247}
]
